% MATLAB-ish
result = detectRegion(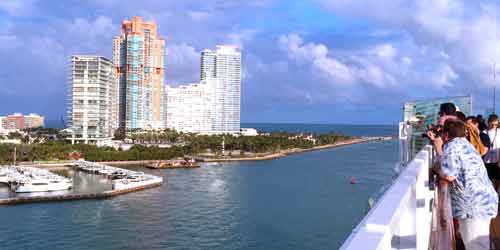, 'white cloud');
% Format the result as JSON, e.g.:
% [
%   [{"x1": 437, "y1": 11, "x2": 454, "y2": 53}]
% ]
[
  {"x1": 165, "y1": 43, "x2": 200, "y2": 84},
  {"x1": 226, "y1": 29, "x2": 259, "y2": 48},
  {"x1": 372, "y1": 44, "x2": 397, "y2": 59},
  {"x1": 321, "y1": 0, "x2": 500, "y2": 91},
  {"x1": 278, "y1": 33, "x2": 406, "y2": 88},
  {"x1": 430, "y1": 64, "x2": 458, "y2": 88},
  {"x1": 65, "y1": 16, "x2": 115, "y2": 42},
  {"x1": 188, "y1": 11, "x2": 211, "y2": 22},
  {"x1": 0, "y1": 21, "x2": 18, "y2": 50},
  {"x1": 279, "y1": 33, "x2": 355, "y2": 85},
  {"x1": 0, "y1": 0, "x2": 37, "y2": 16}
]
